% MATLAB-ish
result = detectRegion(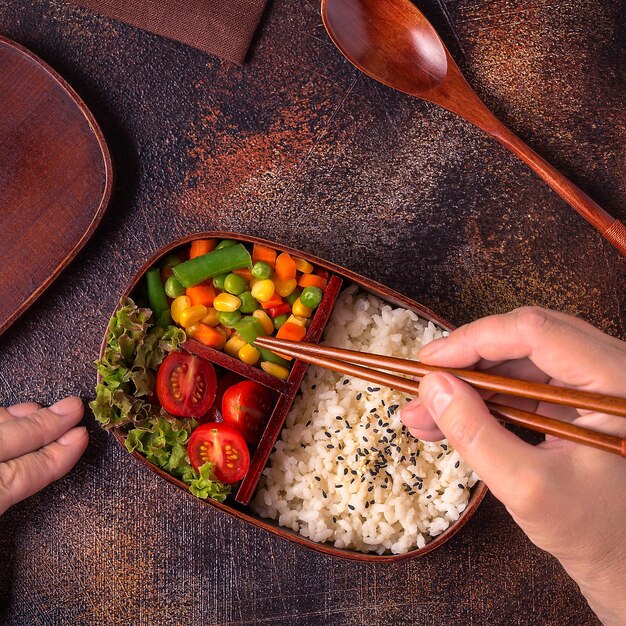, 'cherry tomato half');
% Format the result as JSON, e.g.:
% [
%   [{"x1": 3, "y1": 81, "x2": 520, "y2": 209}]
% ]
[
  {"x1": 187, "y1": 422, "x2": 250, "y2": 483},
  {"x1": 201, "y1": 371, "x2": 243, "y2": 424},
  {"x1": 222, "y1": 381, "x2": 275, "y2": 446},
  {"x1": 156, "y1": 352, "x2": 217, "y2": 418}
]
